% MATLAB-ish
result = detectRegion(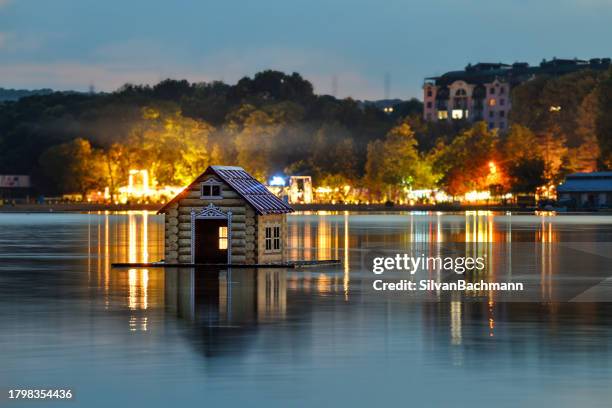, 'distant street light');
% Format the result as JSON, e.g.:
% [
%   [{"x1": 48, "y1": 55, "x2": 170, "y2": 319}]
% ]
[{"x1": 549, "y1": 105, "x2": 562, "y2": 112}]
